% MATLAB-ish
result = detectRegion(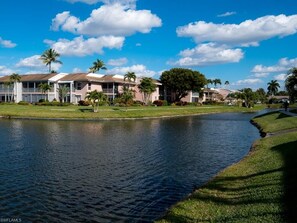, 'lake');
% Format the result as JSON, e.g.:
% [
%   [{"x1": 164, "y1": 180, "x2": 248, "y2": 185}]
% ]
[{"x1": 0, "y1": 113, "x2": 260, "y2": 222}]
